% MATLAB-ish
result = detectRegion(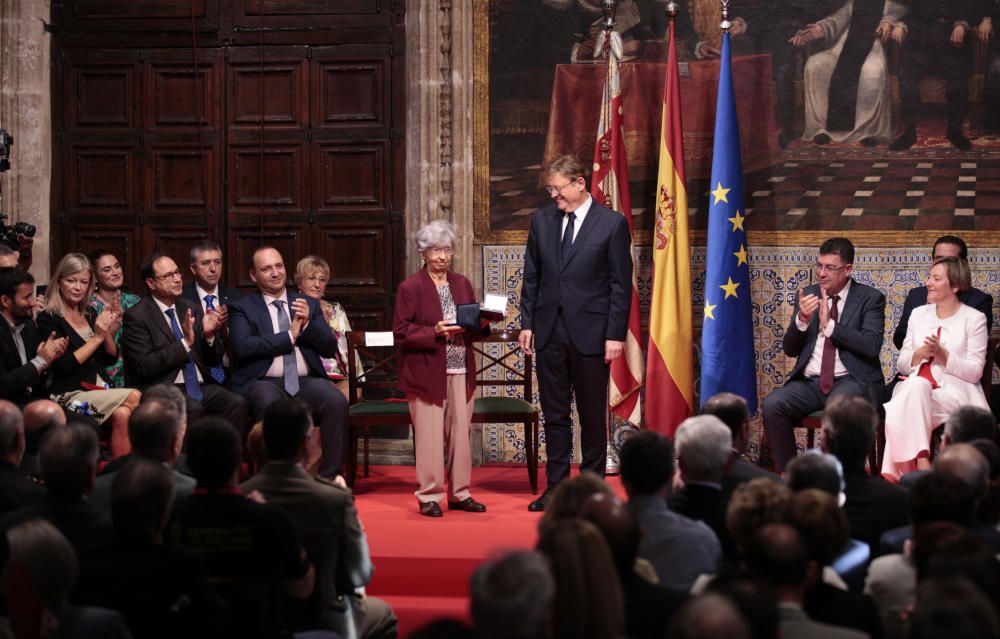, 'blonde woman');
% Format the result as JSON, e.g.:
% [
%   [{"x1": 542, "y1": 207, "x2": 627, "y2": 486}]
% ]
[{"x1": 37, "y1": 253, "x2": 141, "y2": 457}]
